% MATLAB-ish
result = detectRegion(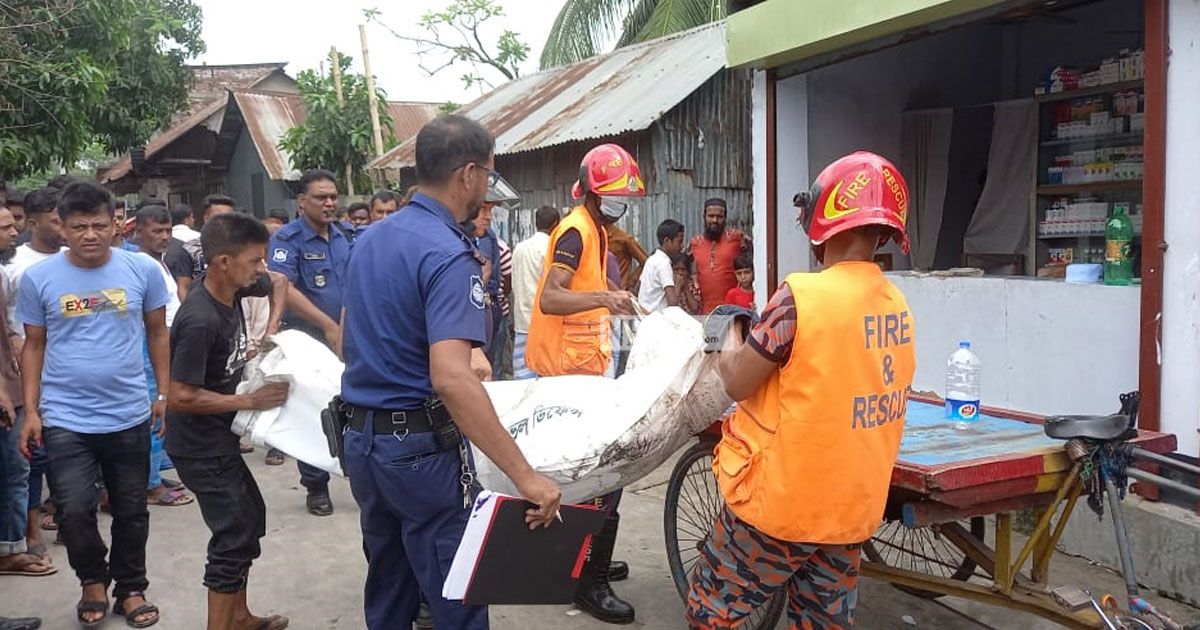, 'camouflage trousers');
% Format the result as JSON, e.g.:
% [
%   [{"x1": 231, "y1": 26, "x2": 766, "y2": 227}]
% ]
[{"x1": 686, "y1": 506, "x2": 861, "y2": 629}]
